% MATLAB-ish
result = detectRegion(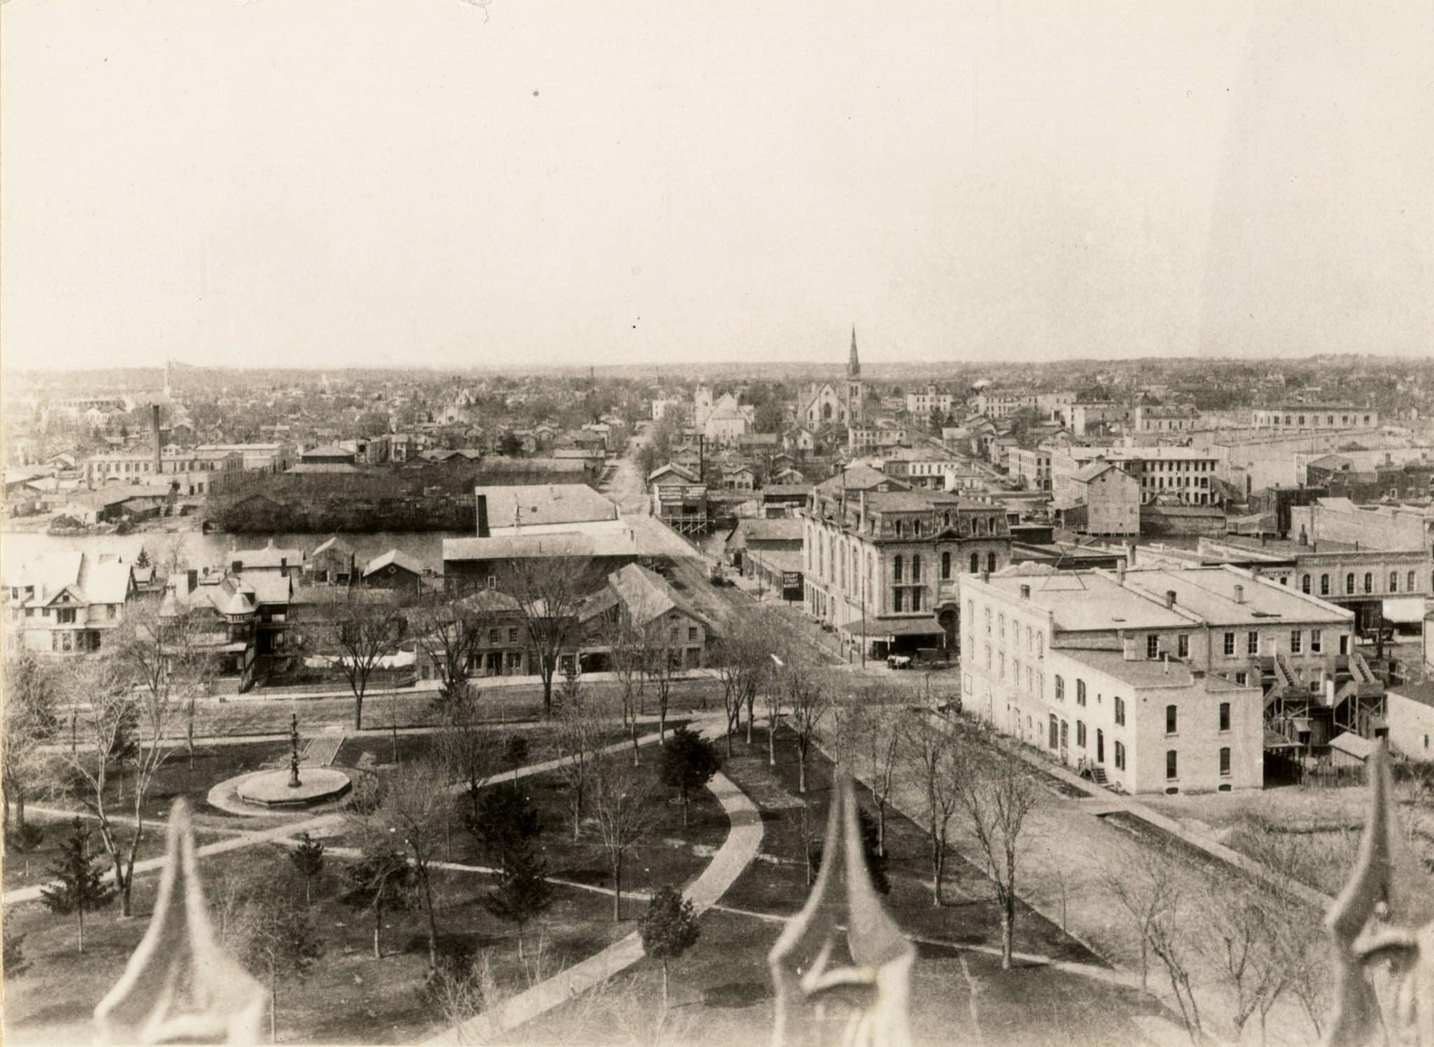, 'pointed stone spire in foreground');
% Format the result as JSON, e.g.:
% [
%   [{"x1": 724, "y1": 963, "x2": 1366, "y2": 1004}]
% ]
[{"x1": 94, "y1": 799, "x2": 266, "y2": 1045}]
